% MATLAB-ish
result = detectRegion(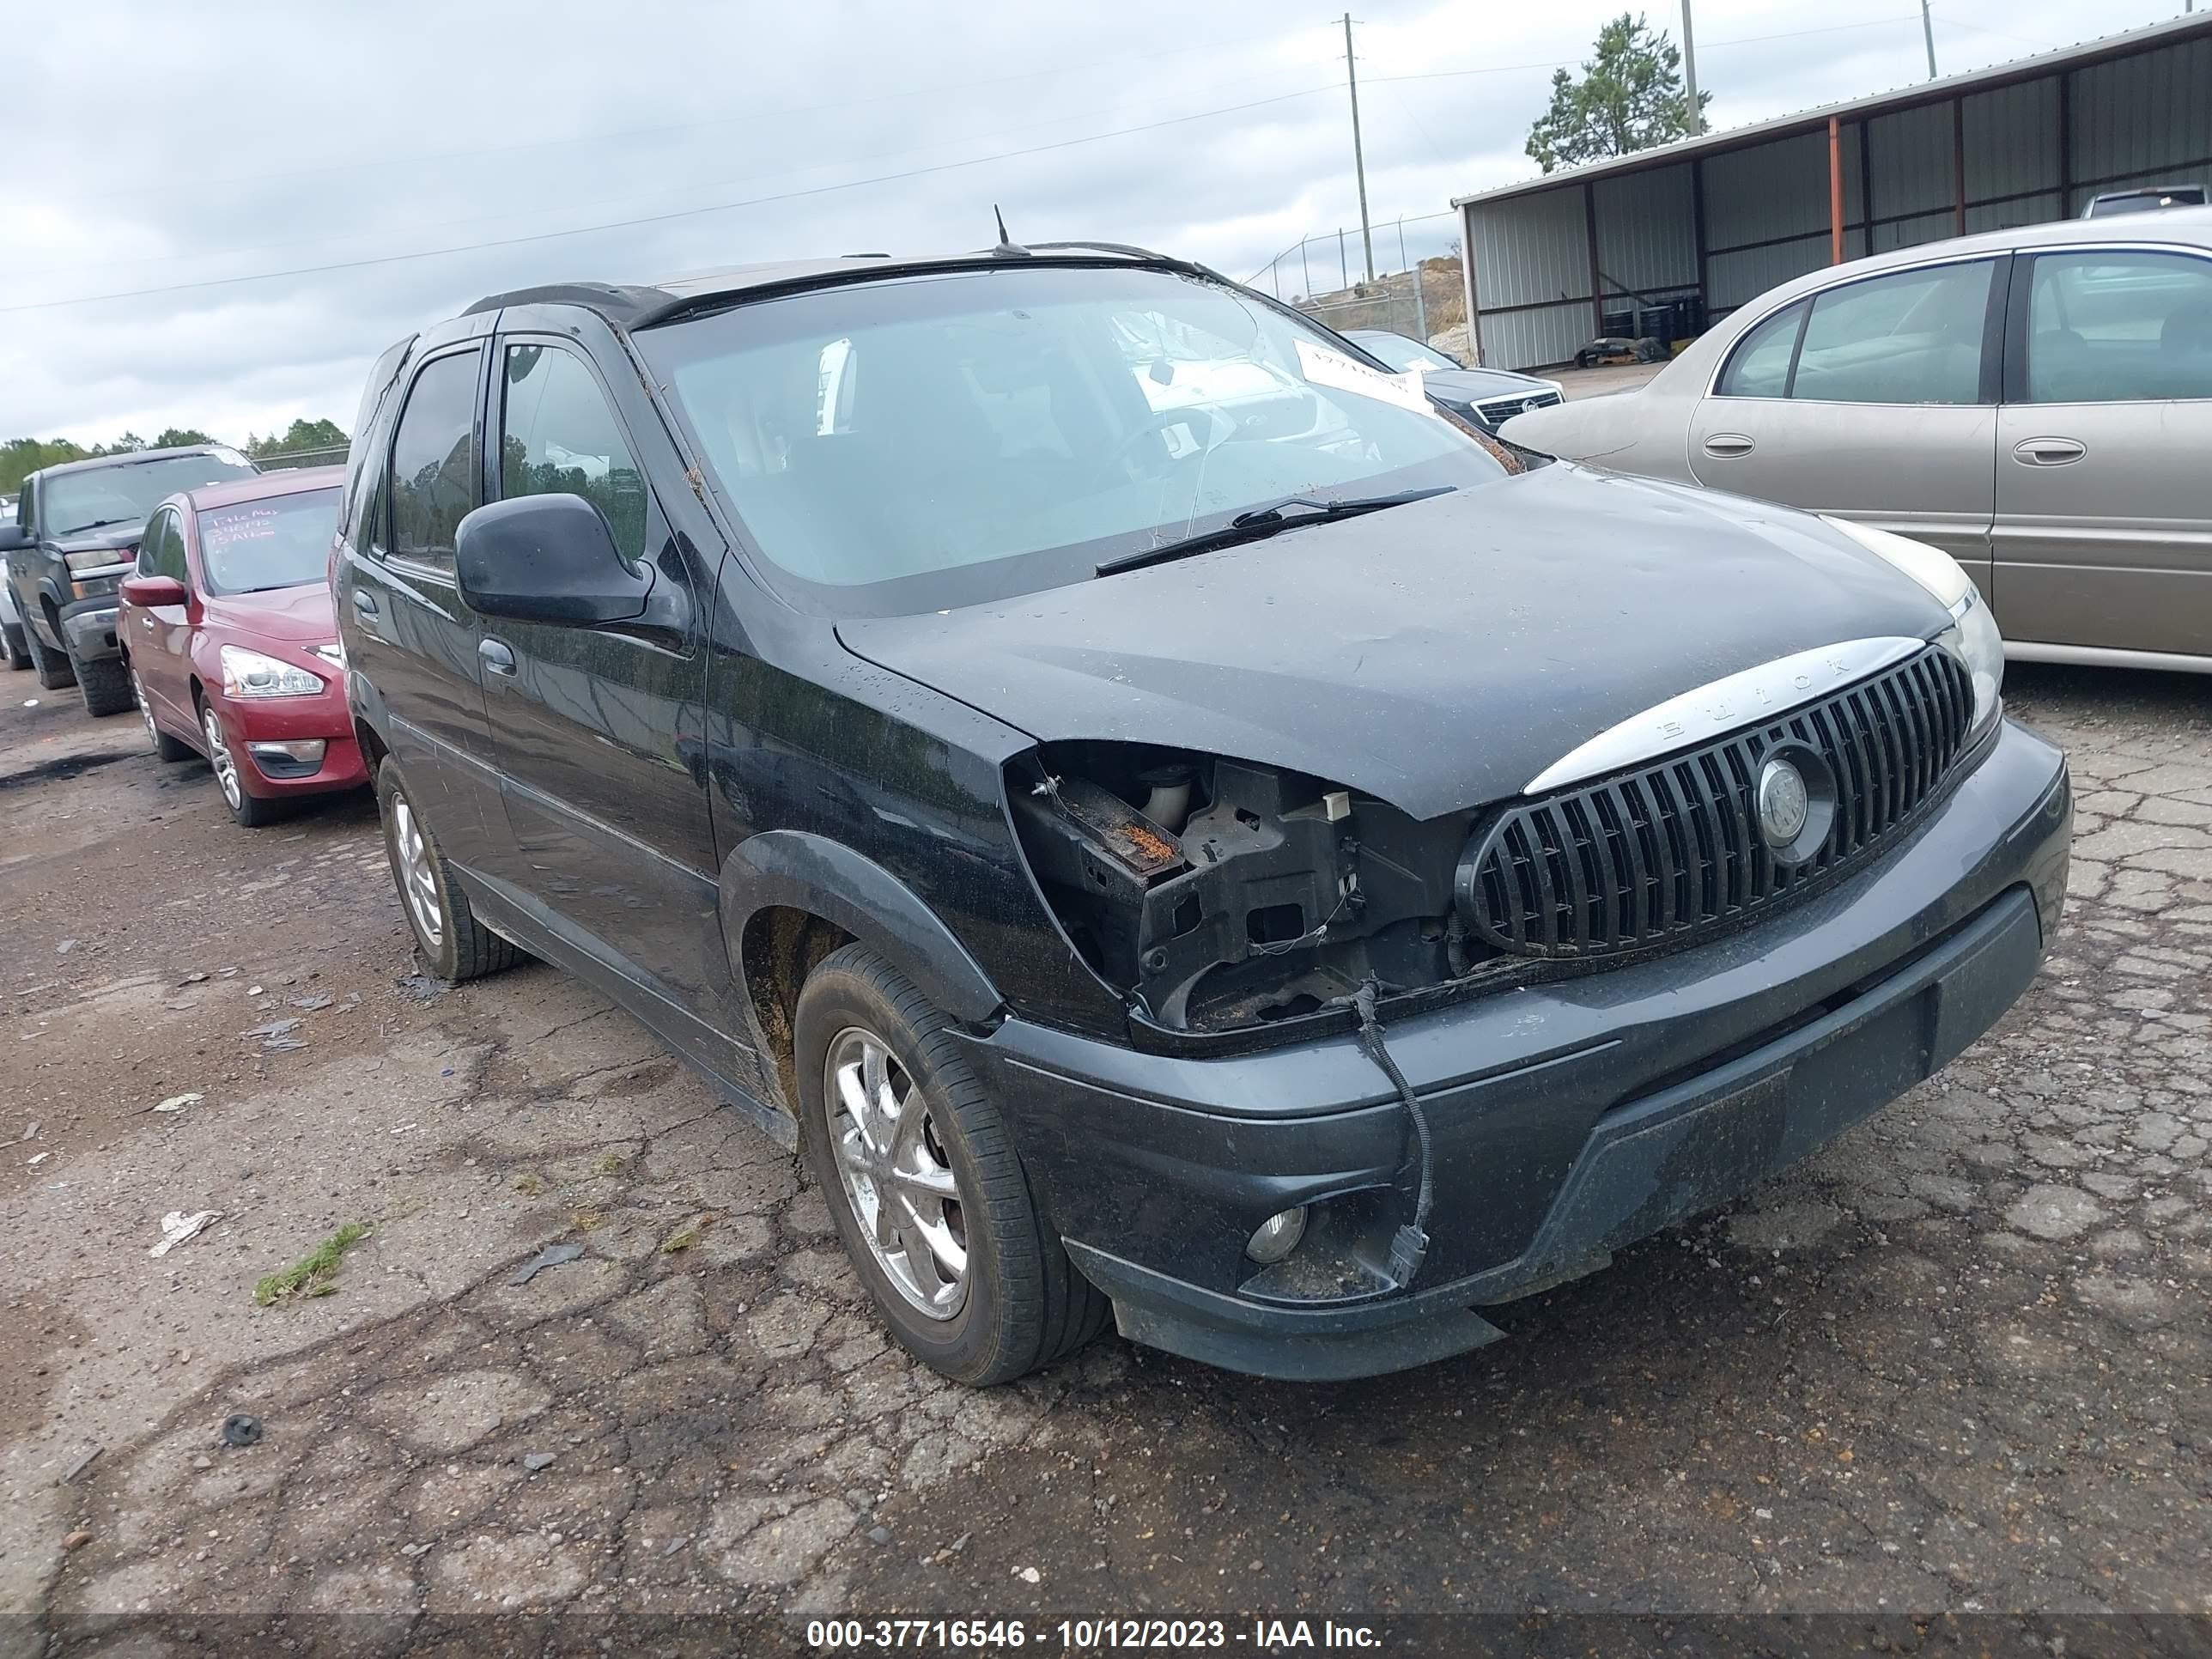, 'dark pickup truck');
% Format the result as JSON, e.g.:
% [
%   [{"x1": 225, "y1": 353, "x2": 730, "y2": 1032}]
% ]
[{"x1": 1, "y1": 446, "x2": 258, "y2": 715}]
